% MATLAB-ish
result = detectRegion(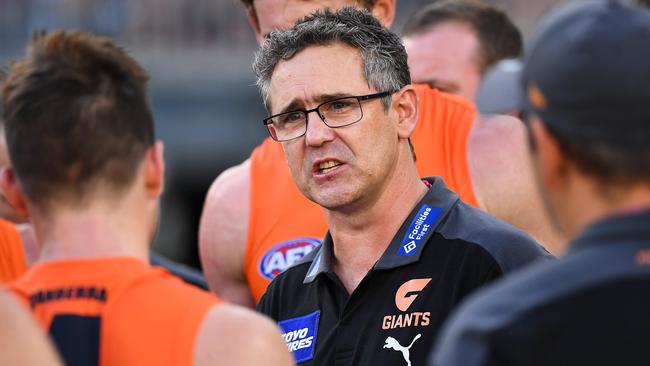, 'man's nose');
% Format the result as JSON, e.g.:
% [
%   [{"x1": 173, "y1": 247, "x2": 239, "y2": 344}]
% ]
[{"x1": 304, "y1": 110, "x2": 335, "y2": 147}]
